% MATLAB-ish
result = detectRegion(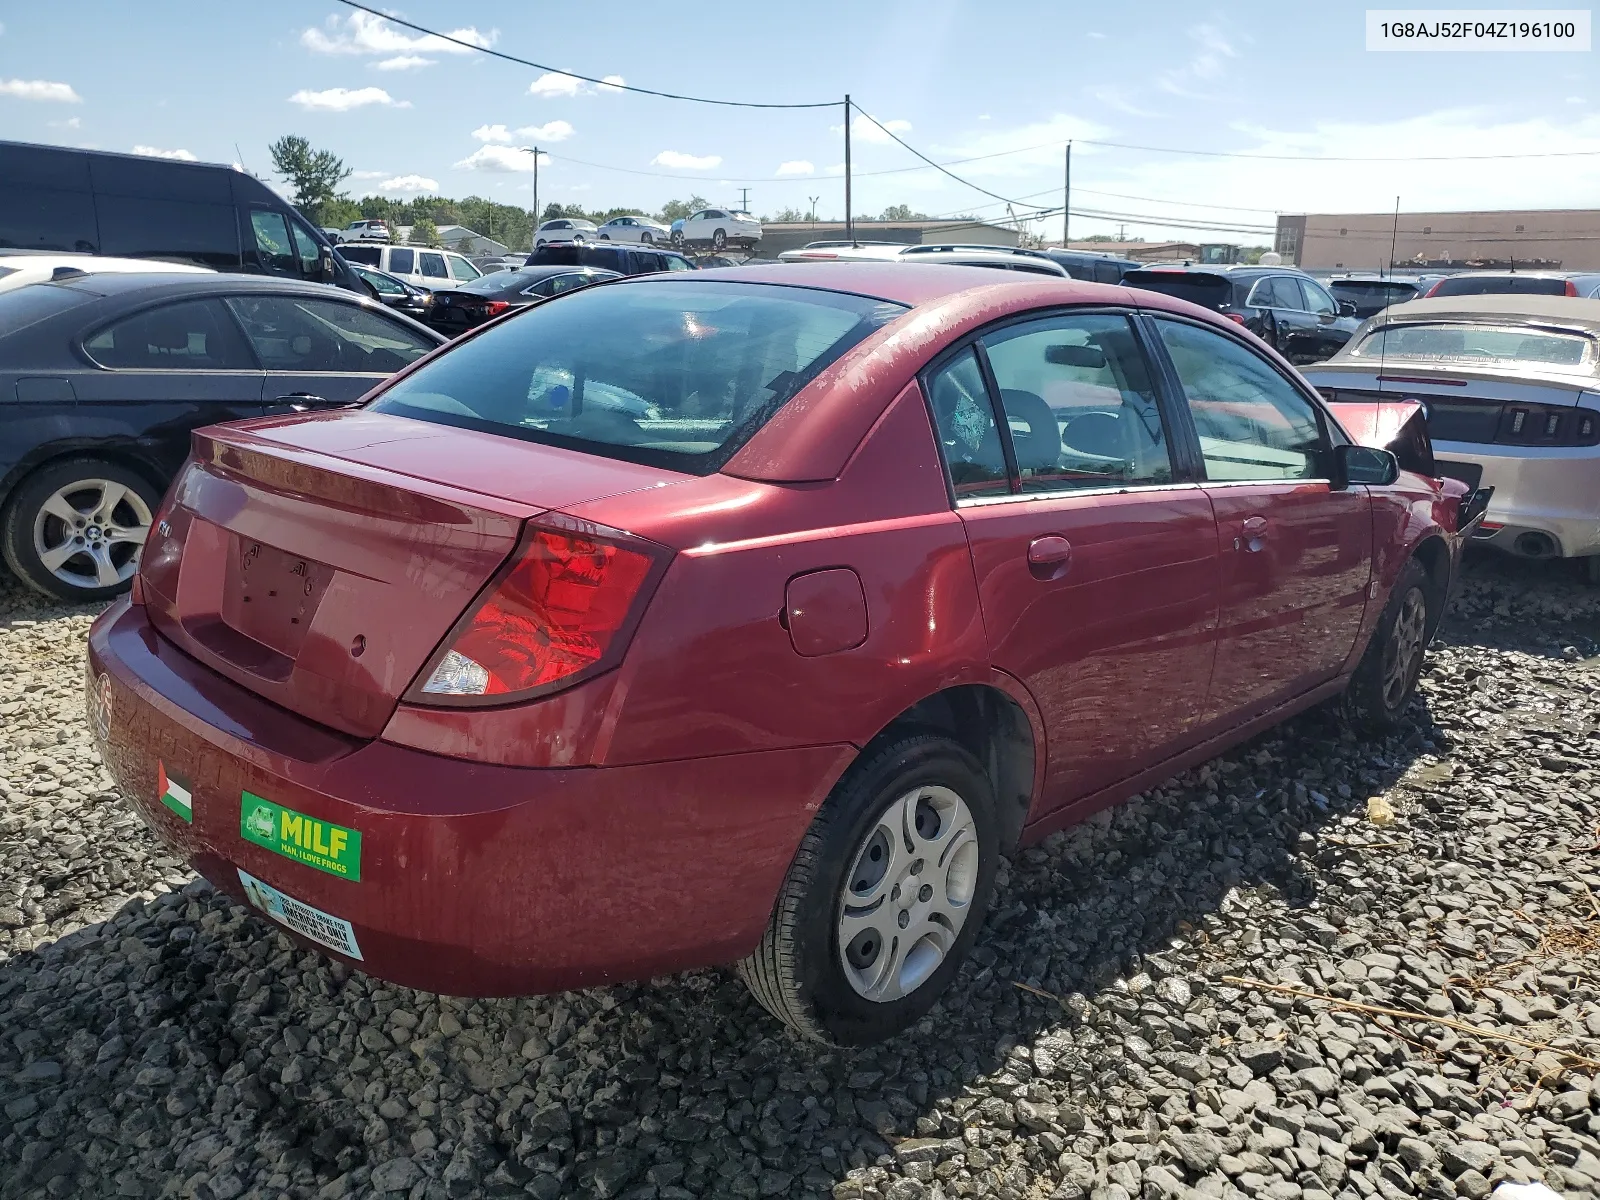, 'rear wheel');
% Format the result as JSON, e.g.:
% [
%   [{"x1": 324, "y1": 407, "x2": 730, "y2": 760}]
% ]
[
  {"x1": 713, "y1": 228, "x2": 727, "y2": 251},
  {"x1": 599, "y1": 234, "x2": 610, "y2": 241},
  {"x1": 535, "y1": 239, "x2": 546, "y2": 249},
  {"x1": 641, "y1": 232, "x2": 653, "y2": 244},
  {"x1": 2, "y1": 458, "x2": 159, "y2": 603},
  {"x1": 738, "y1": 734, "x2": 998, "y2": 1045},
  {"x1": 1343, "y1": 557, "x2": 1433, "y2": 734}
]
